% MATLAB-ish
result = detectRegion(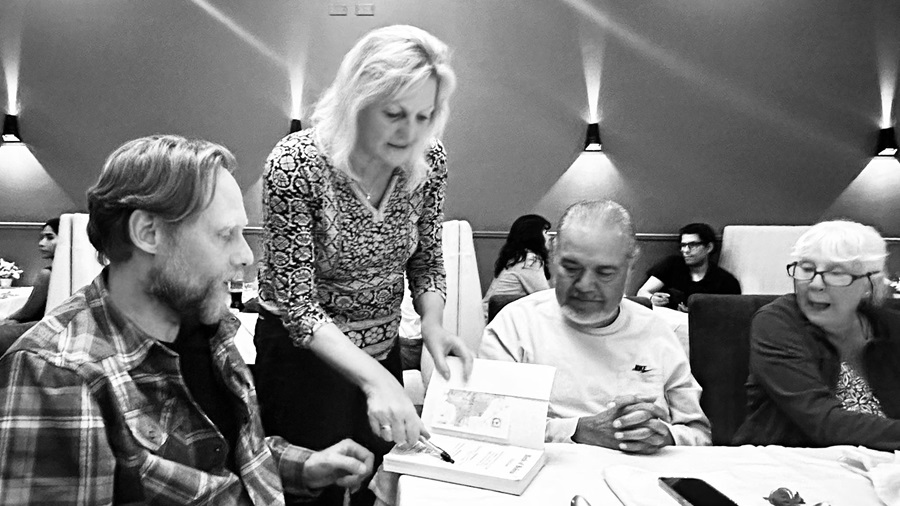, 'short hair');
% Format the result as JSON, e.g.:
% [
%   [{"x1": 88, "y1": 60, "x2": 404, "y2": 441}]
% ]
[
  {"x1": 679, "y1": 223, "x2": 716, "y2": 245},
  {"x1": 86, "y1": 135, "x2": 237, "y2": 264},
  {"x1": 44, "y1": 218, "x2": 60, "y2": 235},
  {"x1": 791, "y1": 219, "x2": 888, "y2": 304},
  {"x1": 310, "y1": 25, "x2": 457, "y2": 188},
  {"x1": 554, "y1": 200, "x2": 640, "y2": 262},
  {"x1": 494, "y1": 214, "x2": 551, "y2": 278}
]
